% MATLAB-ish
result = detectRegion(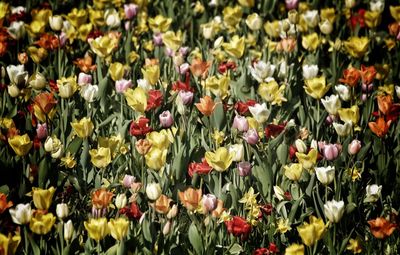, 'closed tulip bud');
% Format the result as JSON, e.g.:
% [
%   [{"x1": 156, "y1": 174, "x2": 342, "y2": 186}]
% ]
[
  {"x1": 302, "y1": 64, "x2": 319, "y2": 80},
  {"x1": 295, "y1": 139, "x2": 307, "y2": 153},
  {"x1": 64, "y1": 220, "x2": 74, "y2": 241},
  {"x1": 9, "y1": 203, "x2": 32, "y2": 225},
  {"x1": 178, "y1": 90, "x2": 194, "y2": 105},
  {"x1": 288, "y1": 10, "x2": 299, "y2": 24},
  {"x1": 303, "y1": 10, "x2": 319, "y2": 28},
  {"x1": 36, "y1": 123, "x2": 48, "y2": 140},
  {"x1": 115, "y1": 194, "x2": 127, "y2": 209},
  {"x1": 202, "y1": 194, "x2": 217, "y2": 213},
  {"x1": 153, "y1": 33, "x2": 163, "y2": 46},
  {"x1": 237, "y1": 161, "x2": 252, "y2": 177},
  {"x1": 245, "y1": 13, "x2": 262, "y2": 31},
  {"x1": 364, "y1": 184, "x2": 382, "y2": 203},
  {"x1": 56, "y1": 203, "x2": 69, "y2": 219},
  {"x1": 7, "y1": 84, "x2": 20, "y2": 97},
  {"x1": 244, "y1": 129, "x2": 259, "y2": 145},
  {"x1": 105, "y1": 9, "x2": 121, "y2": 28},
  {"x1": 319, "y1": 20, "x2": 333, "y2": 35},
  {"x1": 122, "y1": 175, "x2": 135, "y2": 188},
  {"x1": 348, "y1": 139, "x2": 361, "y2": 155},
  {"x1": 124, "y1": 3, "x2": 139, "y2": 19},
  {"x1": 146, "y1": 183, "x2": 162, "y2": 201},
  {"x1": 115, "y1": 79, "x2": 132, "y2": 94},
  {"x1": 166, "y1": 204, "x2": 178, "y2": 219},
  {"x1": 232, "y1": 115, "x2": 249, "y2": 132},
  {"x1": 335, "y1": 84, "x2": 351, "y2": 101},
  {"x1": 80, "y1": 84, "x2": 98, "y2": 102},
  {"x1": 49, "y1": 15, "x2": 63, "y2": 31},
  {"x1": 315, "y1": 166, "x2": 335, "y2": 185},
  {"x1": 361, "y1": 93, "x2": 367, "y2": 102},
  {"x1": 229, "y1": 144, "x2": 244, "y2": 162},
  {"x1": 159, "y1": 110, "x2": 174, "y2": 128},
  {"x1": 29, "y1": 72, "x2": 47, "y2": 90},
  {"x1": 324, "y1": 200, "x2": 345, "y2": 223},
  {"x1": 162, "y1": 220, "x2": 172, "y2": 235},
  {"x1": 323, "y1": 143, "x2": 341, "y2": 161},
  {"x1": 78, "y1": 73, "x2": 92, "y2": 86},
  {"x1": 285, "y1": 0, "x2": 299, "y2": 10}
]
